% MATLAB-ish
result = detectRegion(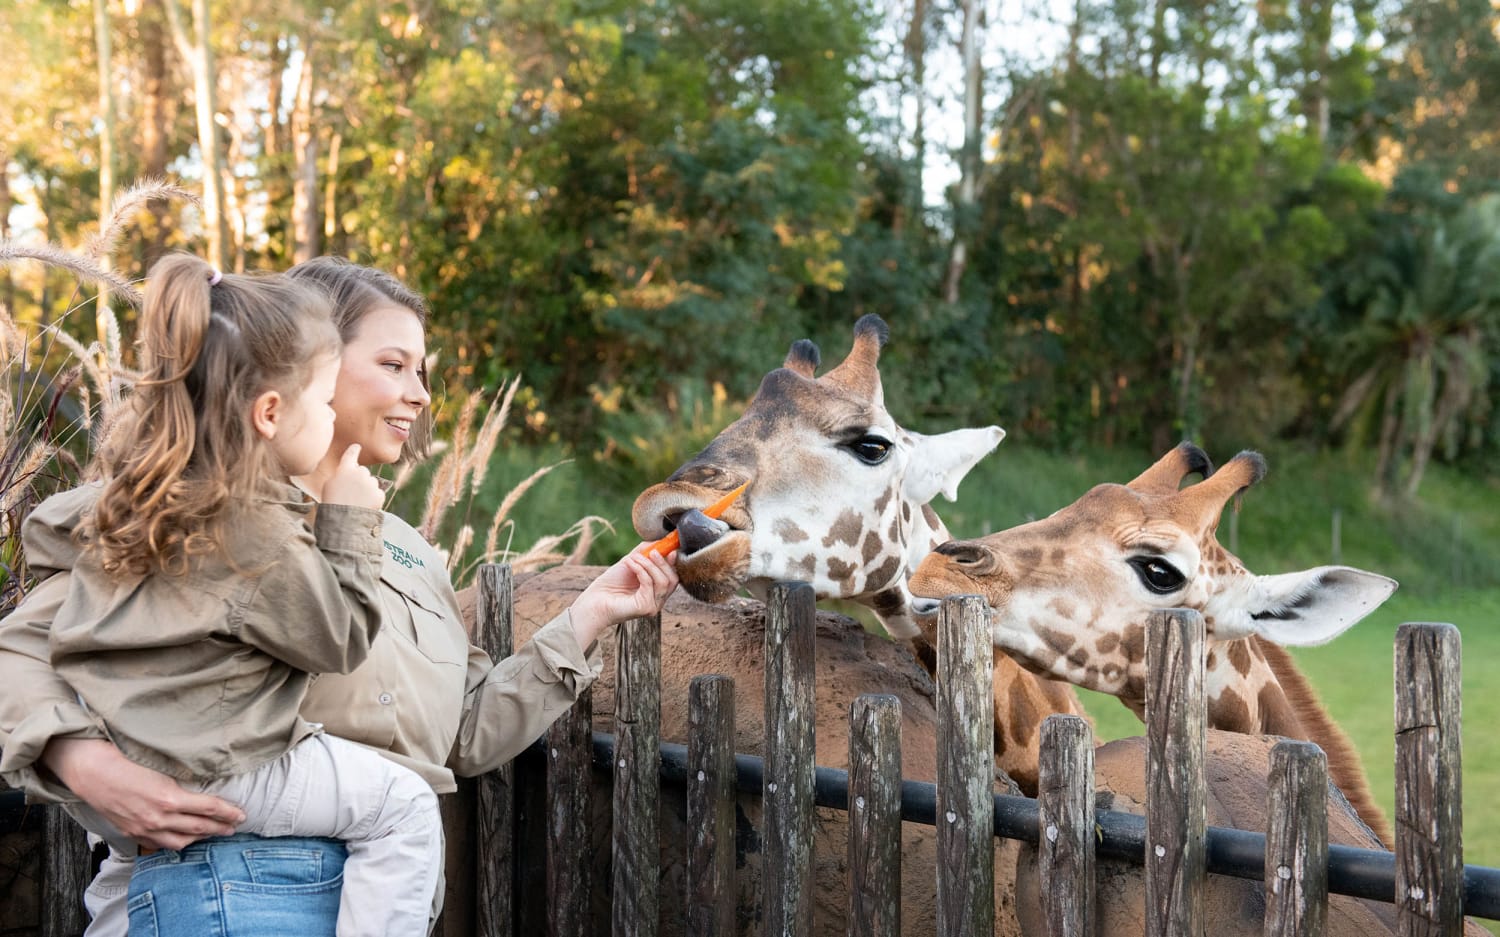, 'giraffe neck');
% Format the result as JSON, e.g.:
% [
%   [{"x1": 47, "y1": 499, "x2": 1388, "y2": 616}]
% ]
[
  {"x1": 868, "y1": 501, "x2": 953, "y2": 641},
  {"x1": 1205, "y1": 637, "x2": 1391, "y2": 845}
]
